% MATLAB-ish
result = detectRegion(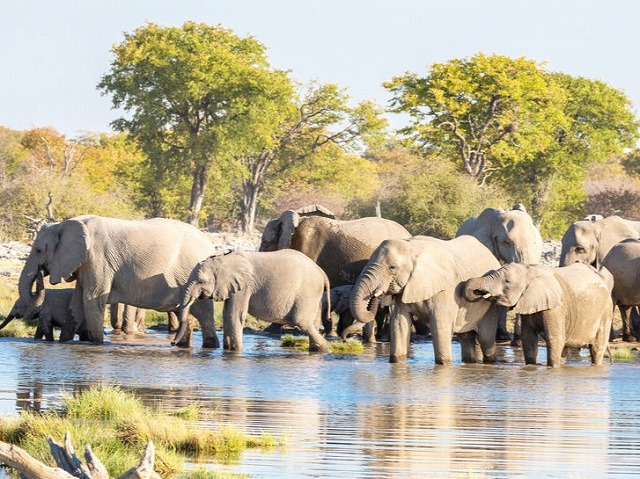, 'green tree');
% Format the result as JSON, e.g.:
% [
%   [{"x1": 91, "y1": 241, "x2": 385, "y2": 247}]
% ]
[
  {"x1": 385, "y1": 53, "x2": 566, "y2": 182},
  {"x1": 234, "y1": 82, "x2": 387, "y2": 232},
  {"x1": 386, "y1": 53, "x2": 639, "y2": 236},
  {"x1": 98, "y1": 22, "x2": 294, "y2": 227}
]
